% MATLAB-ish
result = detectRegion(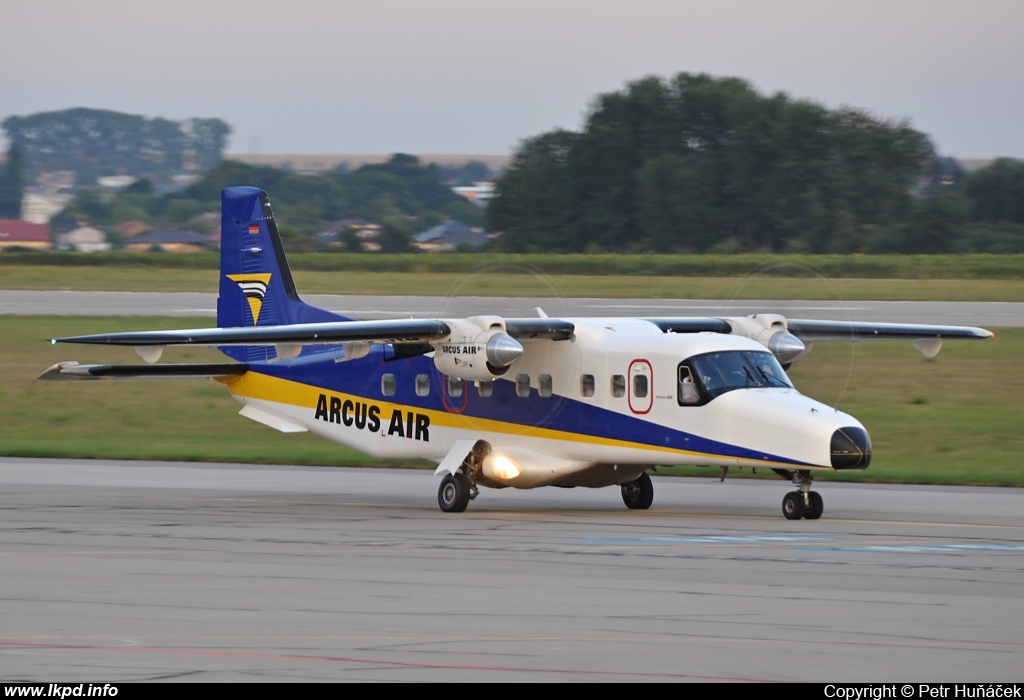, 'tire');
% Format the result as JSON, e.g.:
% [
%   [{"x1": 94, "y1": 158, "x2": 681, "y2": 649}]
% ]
[
  {"x1": 438, "y1": 472, "x2": 470, "y2": 513},
  {"x1": 782, "y1": 491, "x2": 805, "y2": 520},
  {"x1": 804, "y1": 491, "x2": 824, "y2": 520},
  {"x1": 621, "y1": 472, "x2": 654, "y2": 510}
]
